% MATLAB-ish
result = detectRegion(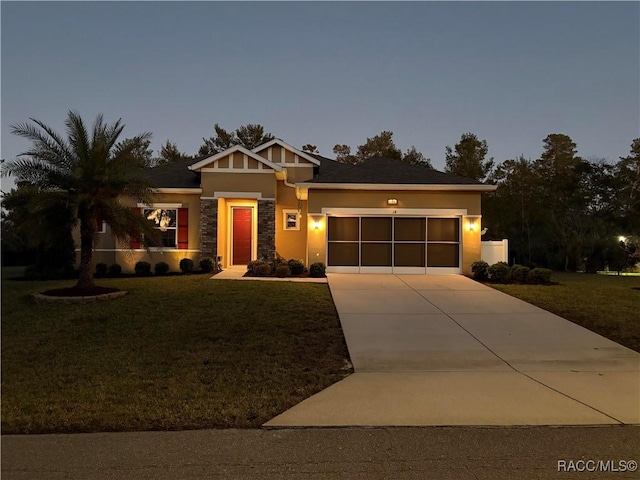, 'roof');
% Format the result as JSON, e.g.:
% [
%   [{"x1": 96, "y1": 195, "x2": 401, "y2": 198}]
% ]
[
  {"x1": 304, "y1": 157, "x2": 484, "y2": 185},
  {"x1": 146, "y1": 158, "x2": 201, "y2": 189}
]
